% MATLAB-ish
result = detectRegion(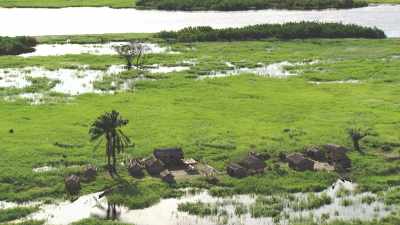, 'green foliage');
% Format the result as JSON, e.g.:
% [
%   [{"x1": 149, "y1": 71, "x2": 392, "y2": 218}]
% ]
[
  {"x1": 293, "y1": 193, "x2": 332, "y2": 210},
  {"x1": 0, "y1": 207, "x2": 38, "y2": 223},
  {"x1": 137, "y1": 0, "x2": 367, "y2": 10},
  {"x1": 340, "y1": 198, "x2": 354, "y2": 206},
  {"x1": 0, "y1": 36, "x2": 37, "y2": 55},
  {"x1": 384, "y1": 187, "x2": 400, "y2": 205},
  {"x1": 157, "y1": 22, "x2": 386, "y2": 42},
  {"x1": 250, "y1": 196, "x2": 284, "y2": 217},
  {"x1": 234, "y1": 203, "x2": 248, "y2": 215},
  {"x1": 177, "y1": 201, "x2": 219, "y2": 216}
]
